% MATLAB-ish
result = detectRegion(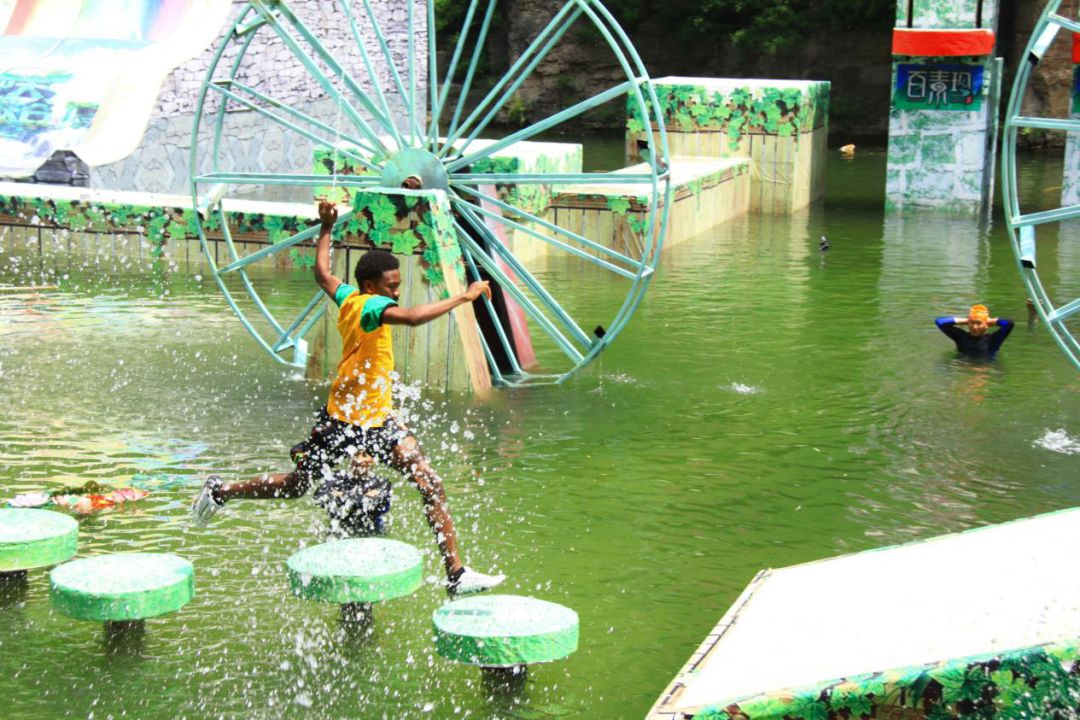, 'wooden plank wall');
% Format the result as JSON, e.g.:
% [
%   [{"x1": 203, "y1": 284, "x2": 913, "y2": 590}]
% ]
[
  {"x1": 628, "y1": 126, "x2": 827, "y2": 214},
  {"x1": 547, "y1": 171, "x2": 751, "y2": 259}
]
